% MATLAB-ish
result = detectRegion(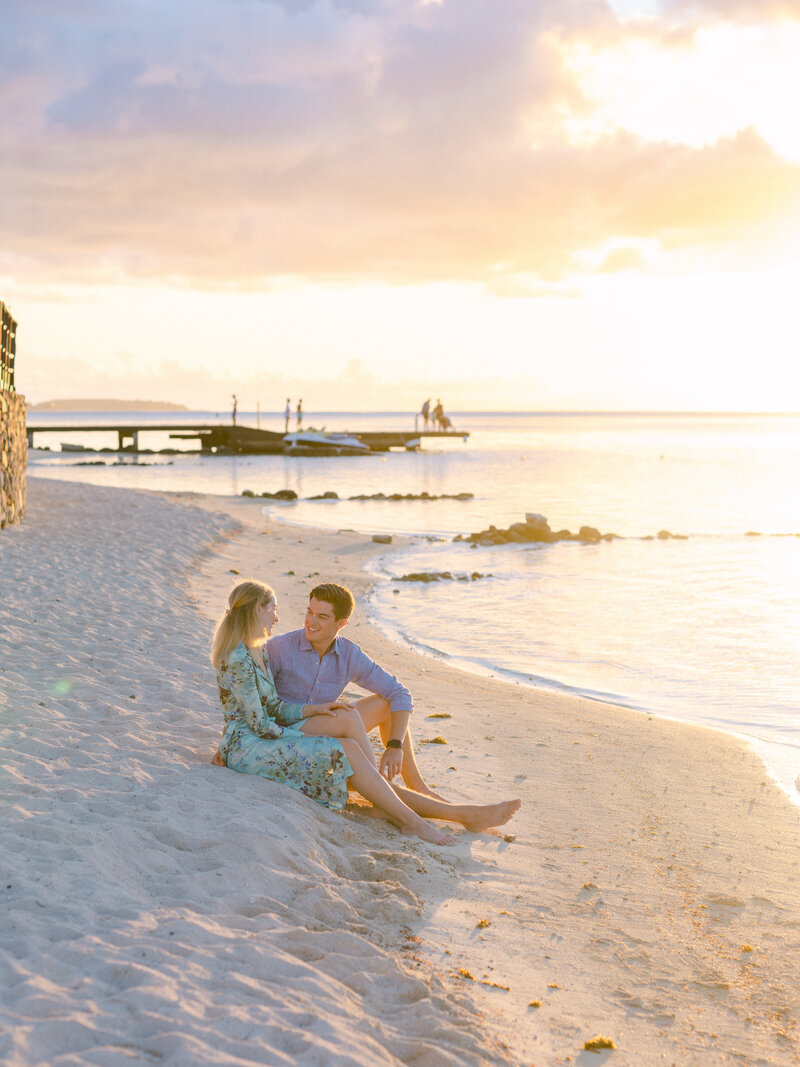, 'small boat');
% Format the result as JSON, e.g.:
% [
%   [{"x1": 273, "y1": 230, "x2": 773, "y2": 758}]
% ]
[
  {"x1": 283, "y1": 431, "x2": 371, "y2": 457},
  {"x1": 196, "y1": 426, "x2": 286, "y2": 454},
  {"x1": 60, "y1": 442, "x2": 88, "y2": 452}
]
